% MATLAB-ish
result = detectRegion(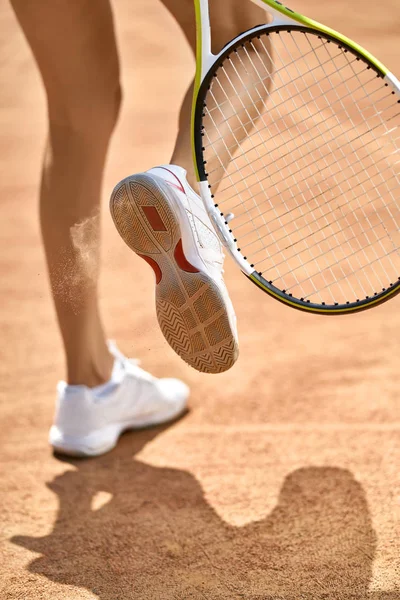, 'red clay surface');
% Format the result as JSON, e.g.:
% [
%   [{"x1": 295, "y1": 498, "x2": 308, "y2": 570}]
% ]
[{"x1": 0, "y1": 1, "x2": 399, "y2": 598}]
